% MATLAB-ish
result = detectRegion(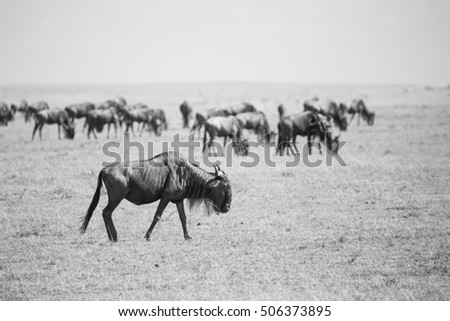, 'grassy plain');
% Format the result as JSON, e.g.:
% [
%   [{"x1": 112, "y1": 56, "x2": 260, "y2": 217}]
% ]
[{"x1": 1, "y1": 83, "x2": 449, "y2": 300}]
